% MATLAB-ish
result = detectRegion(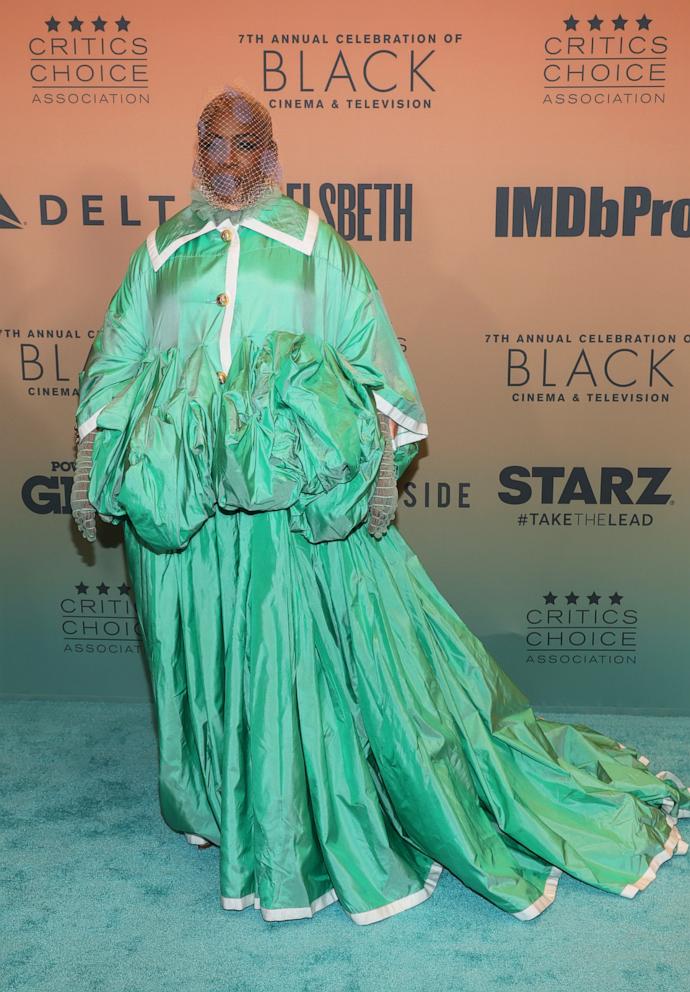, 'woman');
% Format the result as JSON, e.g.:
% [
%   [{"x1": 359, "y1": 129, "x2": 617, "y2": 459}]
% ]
[{"x1": 71, "y1": 85, "x2": 689, "y2": 925}]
